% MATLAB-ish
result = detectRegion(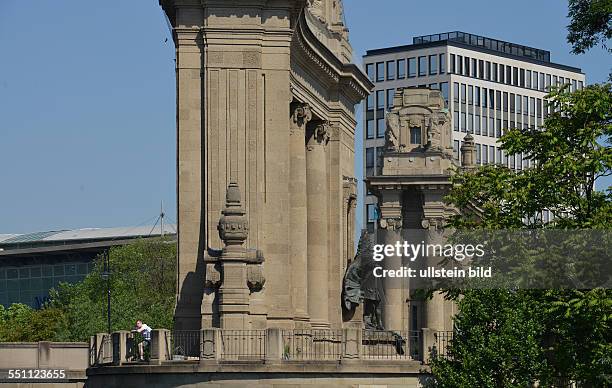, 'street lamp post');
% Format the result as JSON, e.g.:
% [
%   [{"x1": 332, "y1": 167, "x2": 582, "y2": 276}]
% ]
[{"x1": 101, "y1": 250, "x2": 111, "y2": 334}]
